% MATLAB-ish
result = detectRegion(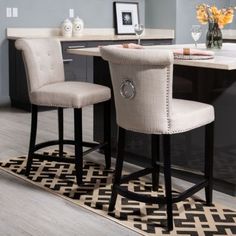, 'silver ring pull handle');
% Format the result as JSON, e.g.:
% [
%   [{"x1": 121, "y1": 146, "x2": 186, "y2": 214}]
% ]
[{"x1": 120, "y1": 80, "x2": 136, "y2": 100}]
